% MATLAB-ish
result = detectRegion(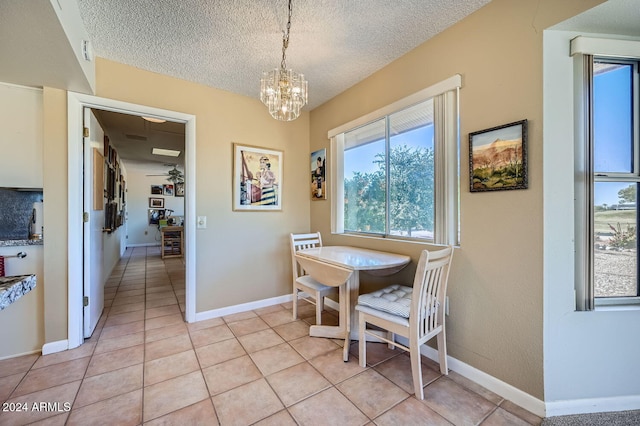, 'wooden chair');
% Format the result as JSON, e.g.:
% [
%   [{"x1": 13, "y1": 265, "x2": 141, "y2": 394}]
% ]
[
  {"x1": 290, "y1": 232, "x2": 339, "y2": 325},
  {"x1": 356, "y1": 246, "x2": 454, "y2": 400}
]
